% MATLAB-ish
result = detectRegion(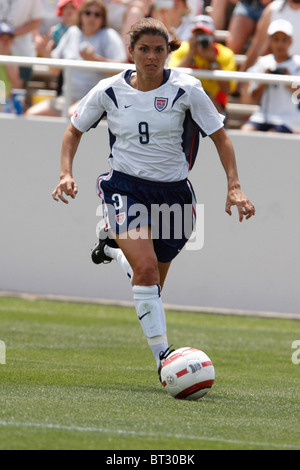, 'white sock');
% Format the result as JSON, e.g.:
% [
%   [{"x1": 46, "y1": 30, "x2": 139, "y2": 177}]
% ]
[
  {"x1": 104, "y1": 246, "x2": 133, "y2": 283},
  {"x1": 103, "y1": 245, "x2": 118, "y2": 260},
  {"x1": 147, "y1": 335, "x2": 169, "y2": 369},
  {"x1": 133, "y1": 284, "x2": 168, "y2": 369},
  {"x1": 103, "y1": 250, "x2": 169, "y2": 368}
]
